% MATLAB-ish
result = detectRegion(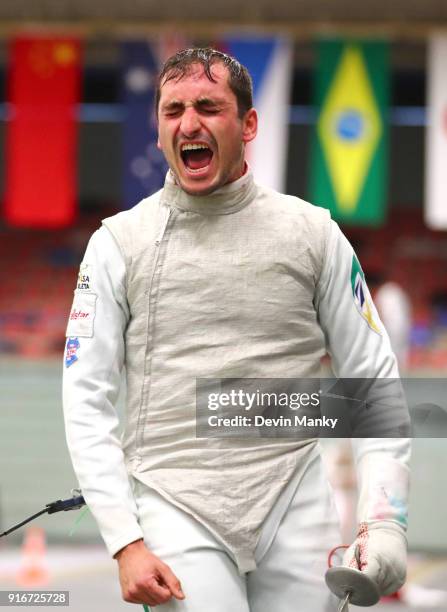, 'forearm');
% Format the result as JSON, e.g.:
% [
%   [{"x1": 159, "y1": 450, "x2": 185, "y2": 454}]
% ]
[
  {"x1": 64, "y1": 379, "x2": 144, "y2": 555},
  {"x1": 352, "y1": 438, "x2": 410, "y2": 529}
]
